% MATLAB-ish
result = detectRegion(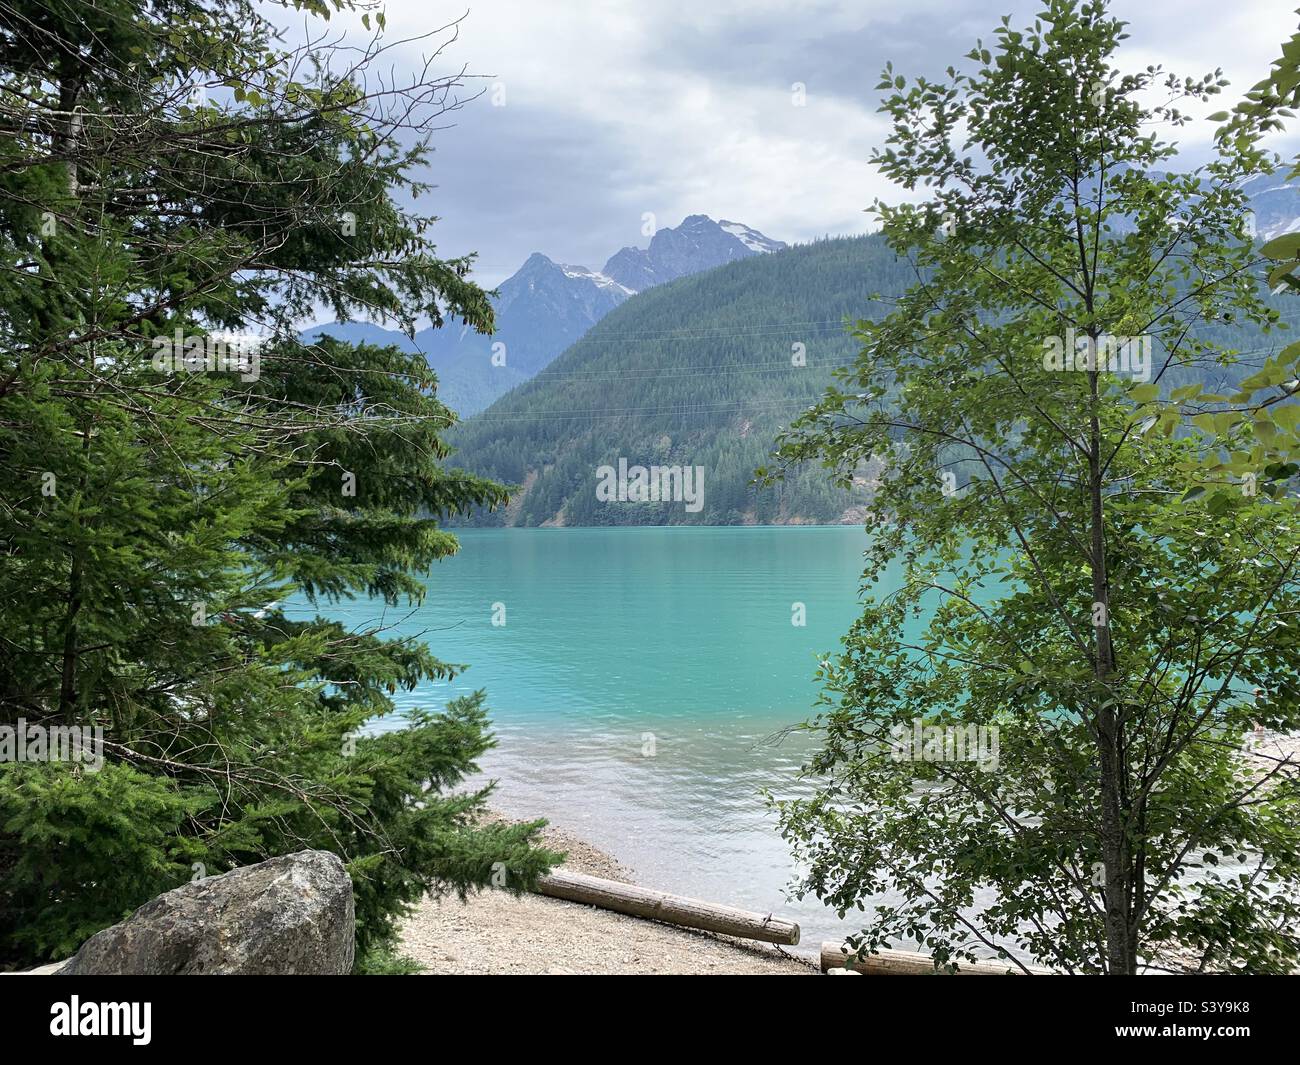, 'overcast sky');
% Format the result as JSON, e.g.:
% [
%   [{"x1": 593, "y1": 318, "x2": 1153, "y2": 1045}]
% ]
[{"x1": 286, "y1": 0, "x2": 1300, "y2": 287}]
